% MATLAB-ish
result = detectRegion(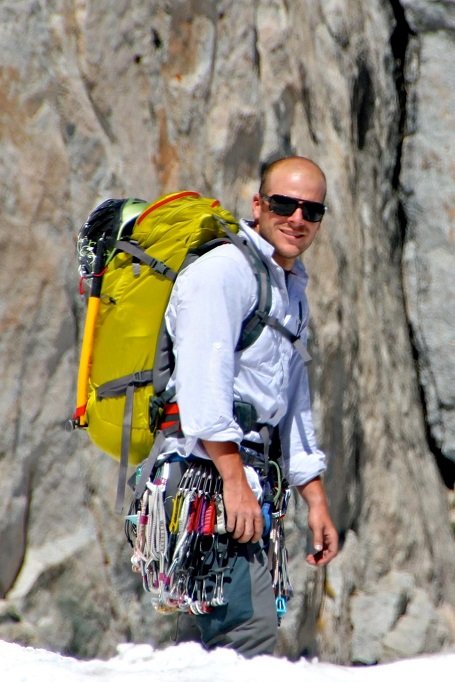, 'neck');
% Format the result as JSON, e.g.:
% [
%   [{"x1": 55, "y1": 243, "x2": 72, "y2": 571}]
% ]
[{"x1": 272, "y1": 253, "x2": 296, "y2": 271}]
